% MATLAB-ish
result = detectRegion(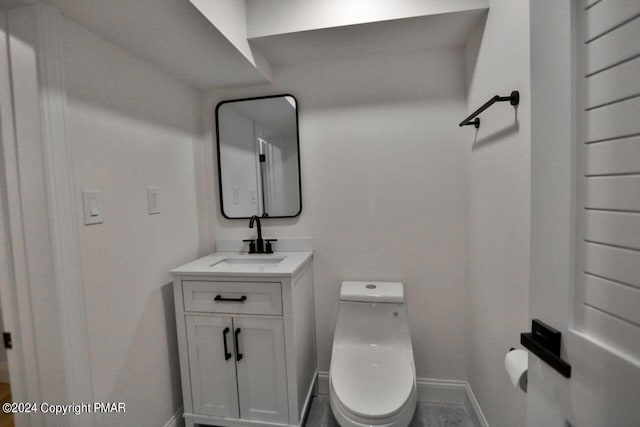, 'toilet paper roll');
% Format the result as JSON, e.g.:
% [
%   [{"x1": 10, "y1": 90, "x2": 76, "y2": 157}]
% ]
[{"x1": 504, "y1": 349, "x2": 528, "y2": 392}]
